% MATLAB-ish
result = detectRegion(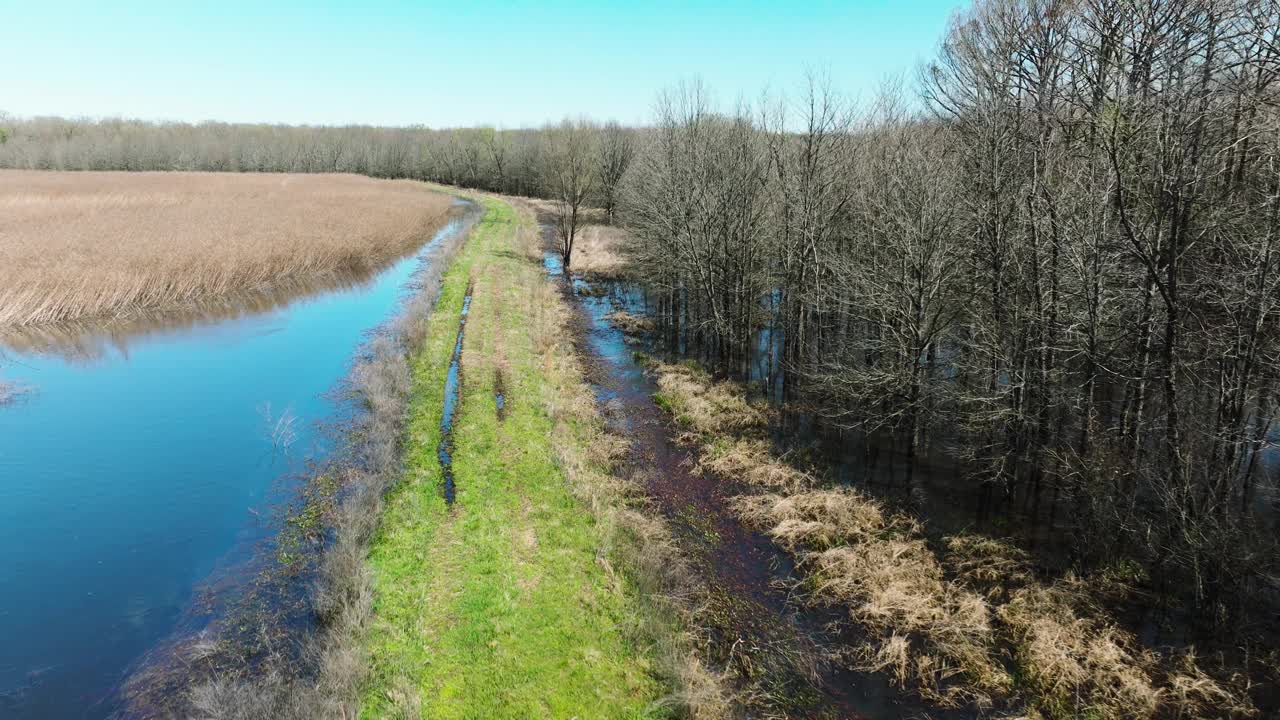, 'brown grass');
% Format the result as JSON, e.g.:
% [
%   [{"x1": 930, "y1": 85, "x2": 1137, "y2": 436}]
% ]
[
  {"x1": 569, "y1": 222, "x2": 629, "y2": 277},
  {"x1": 607, "y1": 309, "x2": 654, "y2": 336},
  {"x1": 733, "y1": 490, "x2": 910, "y2": 551},
  {"x1": 653, "y1": 361, "x2": 765, "y2": 436},
  {"x1": 944, "y1": 533, "x2": 1034, "y2": 600},
  {"x1": 652, "y1": 359, "x2": 1258, "y2": 718},
  {"x1": 700, "y1": 439, "x2": 816, "y2": 492},
  {"x1": 999, "y1": 582, "x2": 1162, "y2": 719},
  {"x1": 652, "y1": 362, "x2": 814, "y2": 494},
  {"x1": 1166, "y1": 651, "x2": 1259, "y2": 719},
  {"x1": 736, "y1": 489, "x2": 1009, "y2": 707},
  {"x1": 523, "y1": 199, "x2": 628, "y2": 277},
  {"x1": 0, "y1": 170, "x2": 454, "y2": 326}
]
